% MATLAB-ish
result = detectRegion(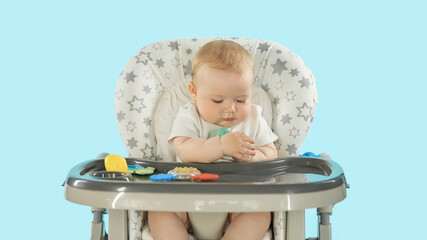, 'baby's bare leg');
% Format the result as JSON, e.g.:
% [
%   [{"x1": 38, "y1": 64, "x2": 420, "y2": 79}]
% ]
[
  {"x1": 222, "y1": 212, "x2": 271, "y2": 240},
  {"x1": 148, "y1": 211, "x2": 190, "y2": 240}
]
